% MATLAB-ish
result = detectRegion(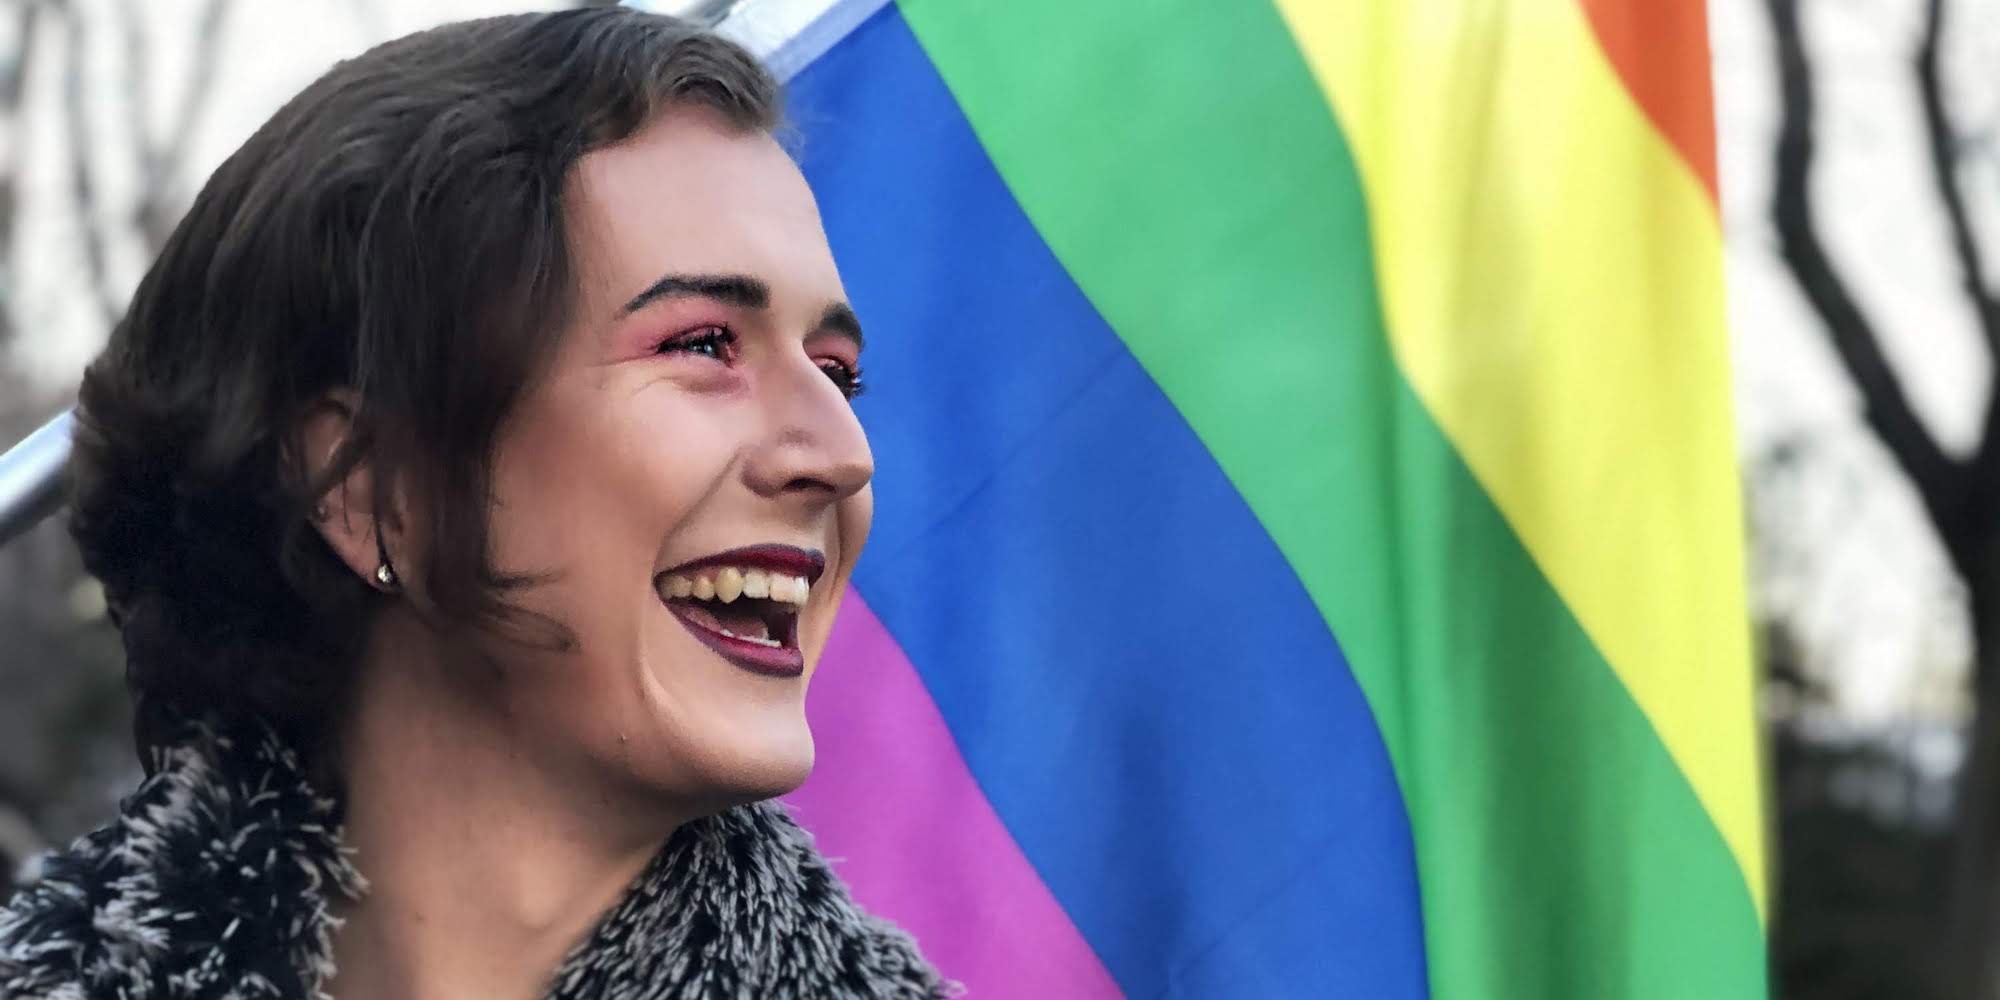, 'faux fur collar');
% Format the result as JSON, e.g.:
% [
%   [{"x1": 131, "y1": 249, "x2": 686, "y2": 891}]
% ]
[{"x1": 0, "y1": 723, "x2": 946, "y2": 999}]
